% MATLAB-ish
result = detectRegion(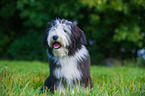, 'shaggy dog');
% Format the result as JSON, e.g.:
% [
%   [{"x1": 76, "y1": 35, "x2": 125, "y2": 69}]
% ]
[{"x1": 42, "y1": 19, "x2": 92, "y2": 93}]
